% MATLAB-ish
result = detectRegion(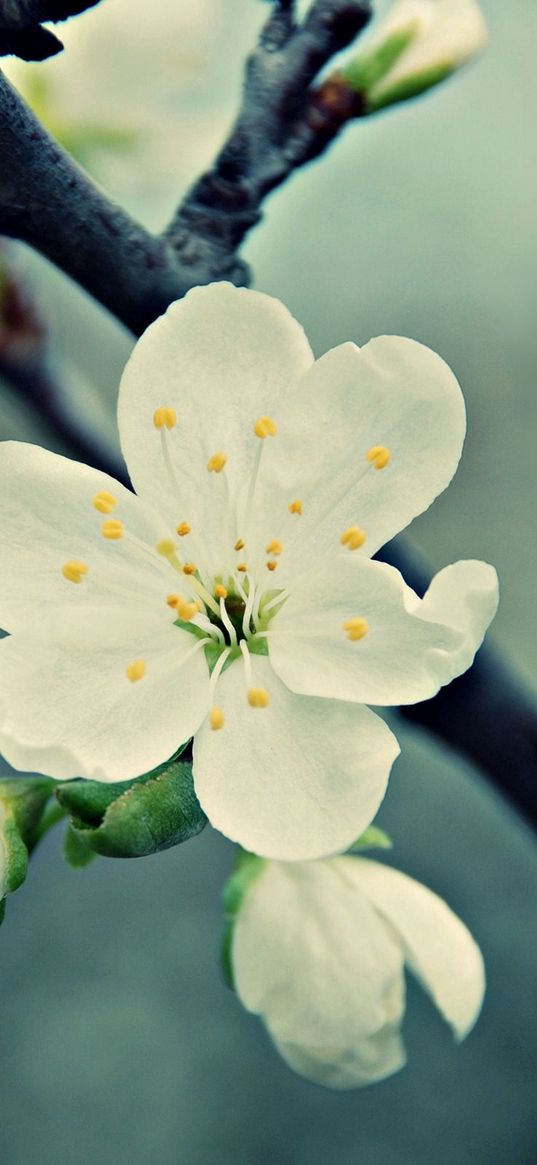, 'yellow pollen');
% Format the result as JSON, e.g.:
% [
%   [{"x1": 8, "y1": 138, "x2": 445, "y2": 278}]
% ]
[
  {"x1": 237, "y1": 563, "x2": 248, "y2": 573},
  {"x1": 343, "y1": 617, "x2": 369, "y2": 642},
  {"x1": 167, "y1": 593, "x2": 181, "y2": 609},
  {"x1": 215, "y1": 584, "x2": 228, "y2": 599},
  {"x1": 176, "y1": 597, "x2": 199, "y2": 621},
  {"x1": 266, "y1": 560, "x2": 278, "y2": 572},
  {"x1": 207, "y1": 452, "x2": 227, "y2": 473},
  {"x1": 153, "y1": 406, "x2": 177, "y2": 430},
  {"x1": 248, "y1": 687, "x2": 270, "y2": 708},
  {"x1": 156, "y1": 539, "x2": 176, "y2": 557},
  {"x1": 366, "y1": 444, "x2": 391, "y2": 470},
  {"x1": 254, "y1": 415, "x2": 277, "y2": 439},
  {"x1": 61, "y1": 560, "x2": 89, "y2": 583},
  {"x1": 101, "y1": 519, "x2": 124, "y2": 540},
  {"x1": 183, "y1": 563, "x2": 197, "y2": 576},
  {"x1": 126, "y1": 660, "x2": 146, "y2": 682},
  {"x1": 340, "y1": 526, "x2": 366, "y2": 551},
  {"x1": 265, "y1": 539, "x2": 283, "y2": 556},
  {"x1": 92, "y1": 491, "x2": 117, "y2": 514},
  {"x1": 234, "y1": 538, "x2": 245, "y2": 551},
  {"x1": 288, "y1": 499, "x2": 303, "y2": 515},
  {"x1": 176, "y1": 522, "x2": 191, "y2": 537},
  {"x1": 210, "y1": 707, "x2": 225, "y2": 731}
]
